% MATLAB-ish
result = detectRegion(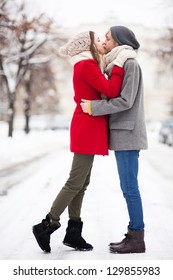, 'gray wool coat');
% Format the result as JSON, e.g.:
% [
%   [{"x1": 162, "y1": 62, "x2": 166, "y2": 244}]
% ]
[{"x1": 91, "y1": 59, "x2": 148, "y2": 151}]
